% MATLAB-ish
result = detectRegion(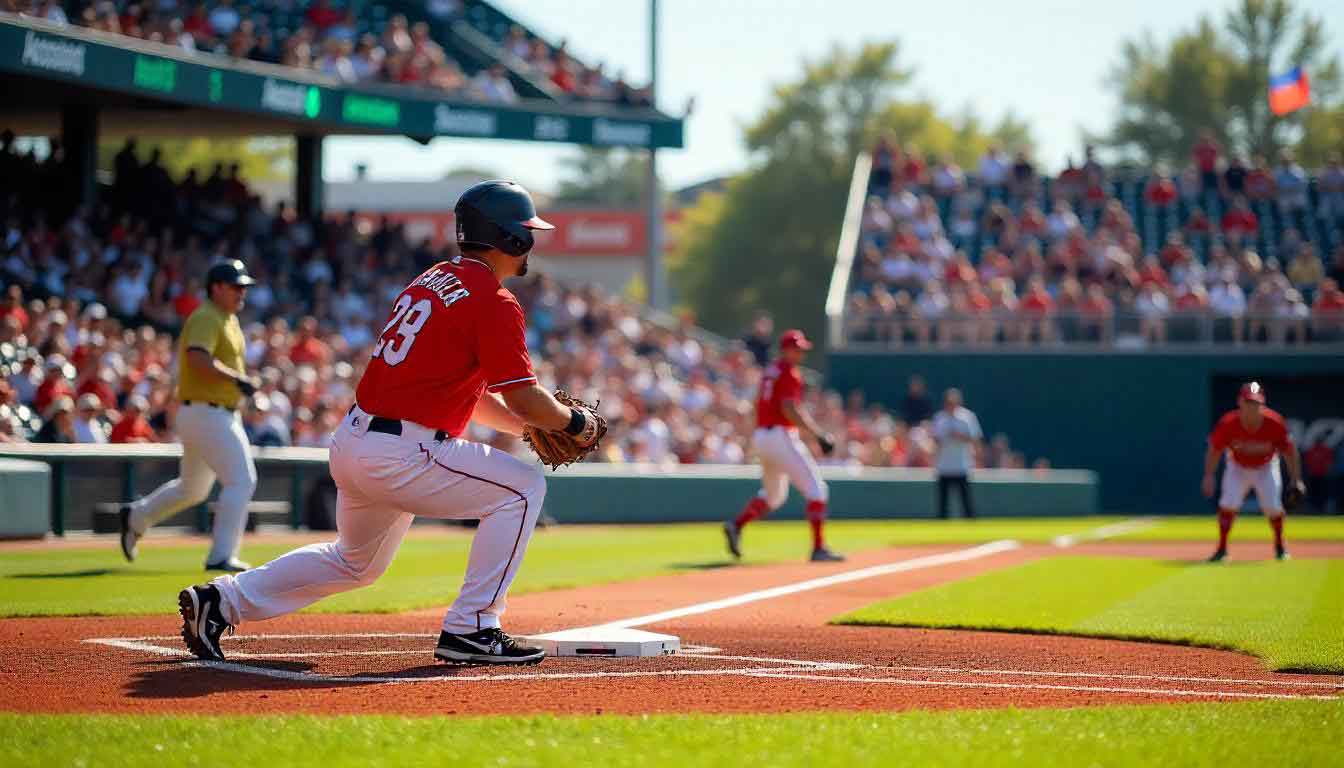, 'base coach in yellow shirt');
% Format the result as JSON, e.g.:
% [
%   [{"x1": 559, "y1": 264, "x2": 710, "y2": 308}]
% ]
[{"x1": 119, "y1": 260, "x2": 261, "y2": 571}]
